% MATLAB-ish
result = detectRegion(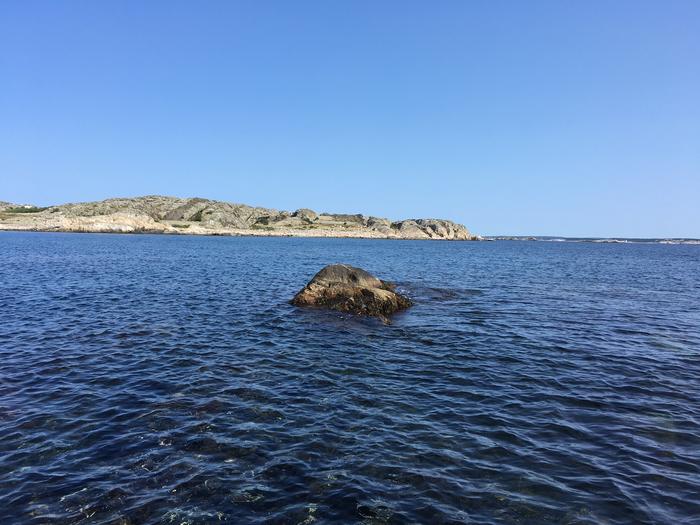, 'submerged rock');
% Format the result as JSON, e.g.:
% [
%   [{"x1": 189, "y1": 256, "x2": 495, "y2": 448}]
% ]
[{"x1": 291, "y1": 264, "x2": 412, "y2": 323}]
